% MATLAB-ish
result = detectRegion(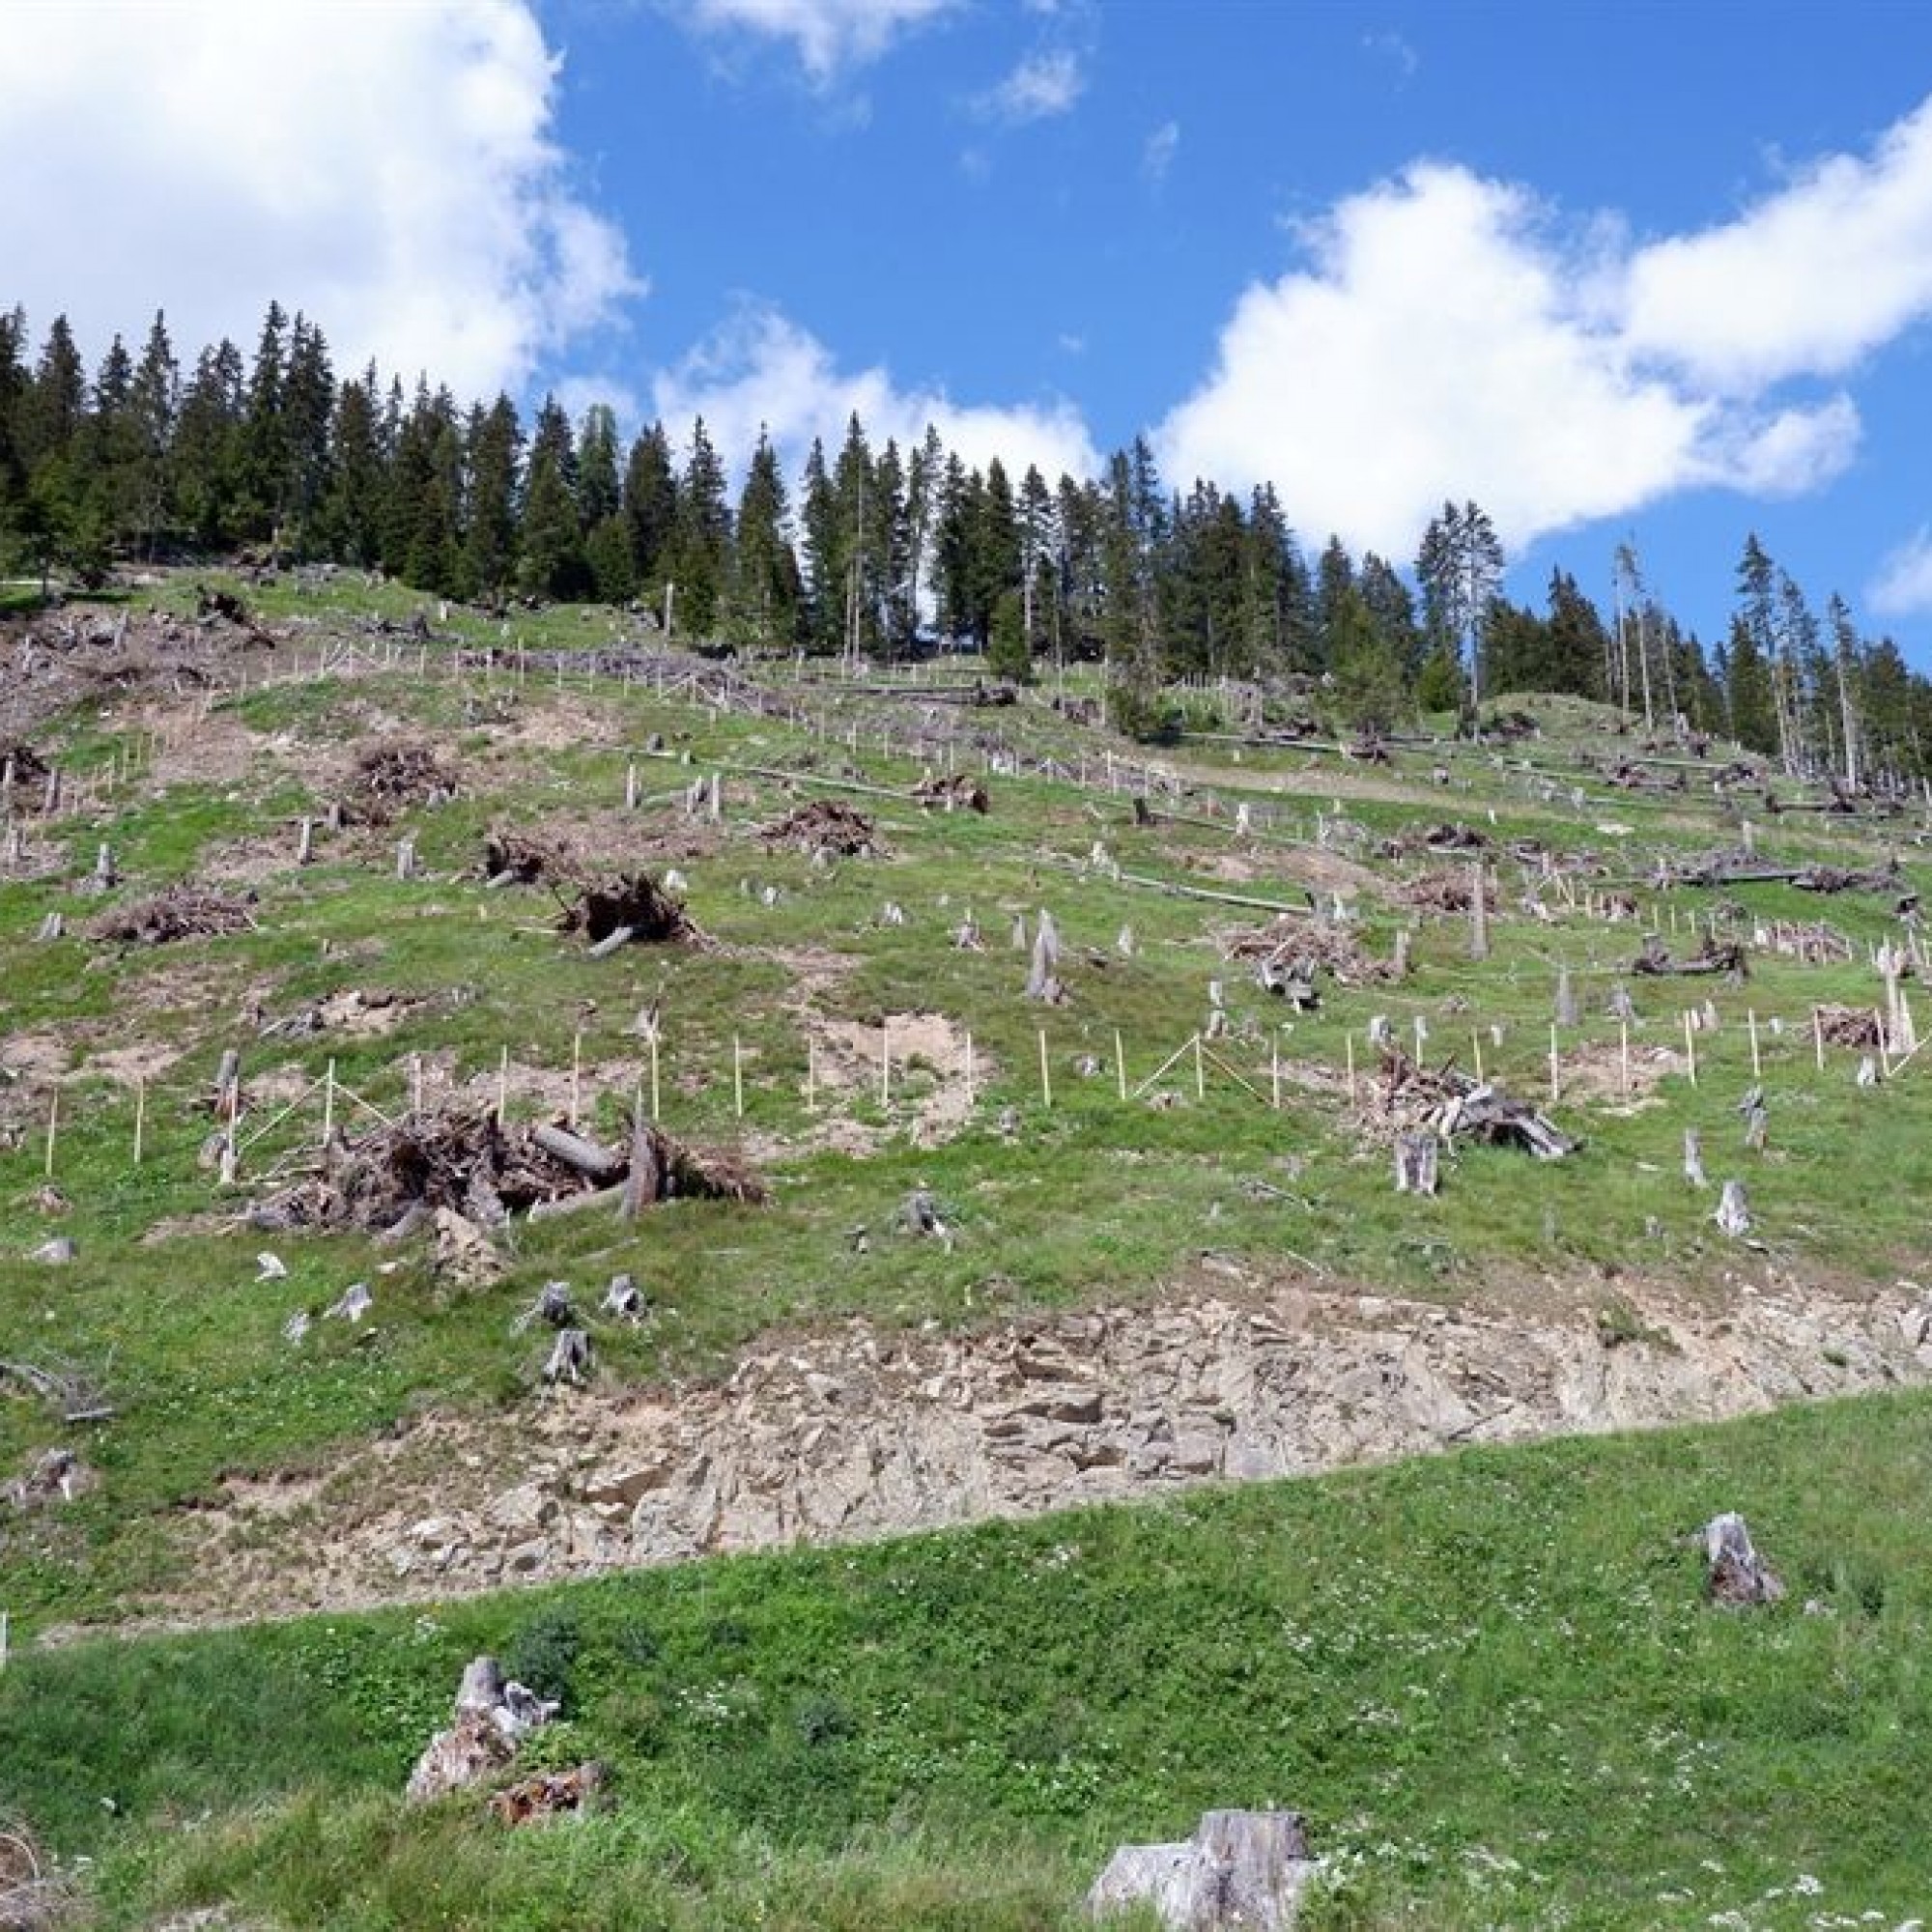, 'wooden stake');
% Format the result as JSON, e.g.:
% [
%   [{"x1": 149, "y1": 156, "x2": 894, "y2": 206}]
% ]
[
  {"x1": 1193, "y1": 1032, "x2": 1206, "y2": 1101},
  {"x1": 322, "y1": 1059, "x2": 336, "y2": 1145},
  {"x1": 1115, "y1": 1028, "x2": 1127, "y2": 1101},
  {"x1": 1270, "y1": 1037, "x2": 1281, "y2": 1110},
  {"x1": 133, "y1": 1078, "x2": 146, "y2": 1165},
  {"x1": 1346, "y1": 1033, "x2": 1357, "y2": 1102},
  {"x1": 497, "y1": 1044, "x2": 509, "y2": 1125},
  {"x1": 1747, "y1": 1009, "x2": 1761, "y2": 1079},
  {"x1": 880, "y1": 1018, "x2": 891, "y2": 1109},
  {"x1": 1037, "y1": 1028, "x2": 1053, "y2": 1107},
  {"x1": 1683, "y1": 1009, "x2": 1698, "y2": 1087},
  {"x1": 411, "y1": 1054, "x2": 424, "y2": 1117},
  {"x1": 571, "y1": 1030, "x2": 583, "y2": 1128},
  {"x1": 1548, "y1": 1023, "x2": 1560, "y2": 1103},
  {"x1": 43, "y1": 1089, "x2": 57, "y2": 1179},
  {"x1": 649, "y1": 1035, "x2": 661, "y2": 1121},
  {"x1": 733, "y1": 1036, "x2": 745, "y2": 1119},
  {"x1": 1813, "y1": 1007, "x2": 1826, "y2": 1072},
  {"x1": 1471, "y1": 1029, "x2": 1485, "y2": 1085},
  {"x1": 1619, "y1": 1020, "x2": 1631, "y2": 1101}
]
